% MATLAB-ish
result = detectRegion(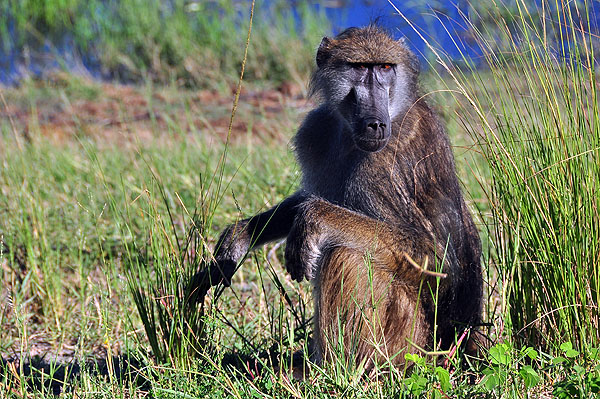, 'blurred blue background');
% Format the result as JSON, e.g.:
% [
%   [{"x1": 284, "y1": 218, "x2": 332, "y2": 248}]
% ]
[{"x1": 1, "y1": 0, "x2": 599, "y2": 85}]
